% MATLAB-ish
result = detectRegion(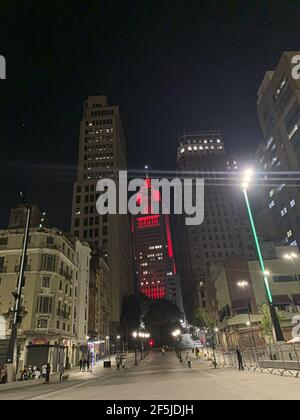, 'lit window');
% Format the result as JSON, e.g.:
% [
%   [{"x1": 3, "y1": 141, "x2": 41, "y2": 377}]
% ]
[
  {"x1": 289, "y1": 124, "x2": 298, "y2": 140},
  {"x1": 266, "y1": 137, "x2": 274, "y2": 149},
  {"x1": 290, "y1": 199, "x2": 296, "y2": 208},
  {"x1": 269, "y1": 189, "x2": 274, "y2": 197},
  {"x1": 269, "y1": 201, "x2": 275, "y2": 209},
  {"x1": 287, "y1": 230, "x2": 293, "y2": 238},
  {"x1": 281, "y1": 207, "x2": 287, "y2": 216},
  {"x1": 291, "y1": 240, "x2": 298, "y2": 247}
]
